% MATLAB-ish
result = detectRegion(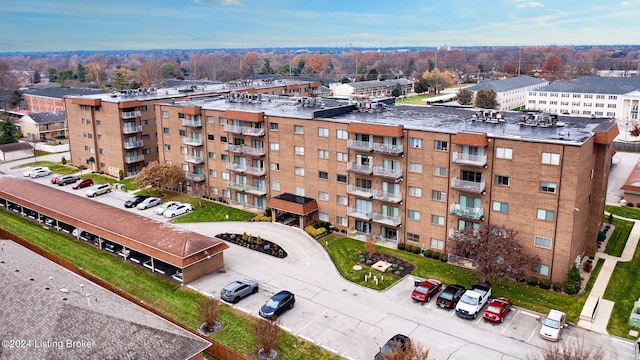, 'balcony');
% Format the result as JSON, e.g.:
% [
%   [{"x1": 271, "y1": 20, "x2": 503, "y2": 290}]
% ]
[
  {"x1": 124, "y1": 154, "x2": 145, "y2": 164},
  {"x1": 225, "y1": 144, "x2": 244, "y2": 154},
  {"x1": 347, "y1": 162, "x2": 373, "y2": 175},
  {"x1": 453, "y1": 152, "x2": 487, "y2": 167},
  {"x1": 228, "y1": 200, "x2": 266, "y2": 212},
  {"x1": 346, "y1": 185, "x2": 373, "y2": 198},
  {"x1": 226, "y1": 162, "x2": 245, "y2": 173},
  {"x1": 186, "y1": 172, "x2": 205, "y2": 182},
  {"x1": 451, "y1": 178, "x2": 485, "y2": 193},
  {"x1": 347, "y1": 139, "x2": 374, "y2": 152},
  {"x1": 372, "y1": 189, "x2": 402, "y2": 203},
  {"x1": 181, "y1": 119, "x2": 202, "y2": 127},
  {"x1": 124, "y1": 140, "x2": 143, "y2": 149},
  {"x1": 373, "y1": 166, "x2": 402, "y2": 180},
  {"x1": 347, "y1": 207, "x2": 373, "y2": 220},
  {"x1": 372, "y1": 213, "x2": 402, "y2": 227},
  {"x1": 227, "y1": 182, "x2": 246, "y2": 192},
  {"x1": 121, "y1": 111, "x2": 141, "y2": 119},
  {"x1": 223, "y1": 124, "x2": 264, "y2": 136},
  {"x1": 373, "y1": 143, "x2": 403, "y2": 155},
  {"x1": 184, "y1": 155, "x2": 204, "y2": 164},
  {"x1": 228, "y1": 182, "x2": 268, "y2": 196},
  {"x1": 183, "y1": 137, "x2": 203, "y2": 146},
  {"x1": 450, "y1": 204, "x2": 484, "y2": 220},
  {"x1": 225, "y1": 144, "x2": 265, "y2": 156},
  {"x1": 245, "y1": 166, "x2": 266, "y2": 176},
  {"x1": 122, "y1": 125, "x2": 142, "y2": 134}
]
